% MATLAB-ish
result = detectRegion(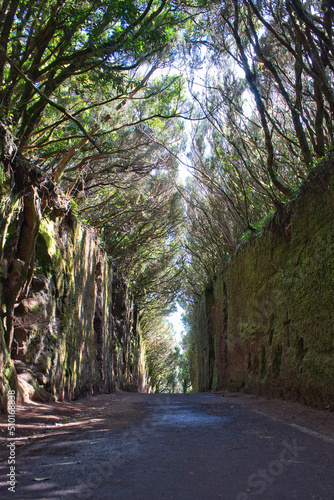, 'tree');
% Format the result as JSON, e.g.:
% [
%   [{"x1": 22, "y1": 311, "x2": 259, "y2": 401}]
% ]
[
  {"x1": 87, "y1": 167, "x2": 184, "y2": 313},
  {"x1": 0, "y1": 0, "x2": 188, "y2": 359},
  {"x1": 184, "y1": 0, "x2": 334, "y2": 198},
  {"x1": 0, "y1": 0, "x2": 184, "y2": 147},
  {"x1": 178, "y1": 0, "x2": 334, "y2": 292},
  {"x1": 141, "y1": 310, "x2": 179, "y2": 393}
]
